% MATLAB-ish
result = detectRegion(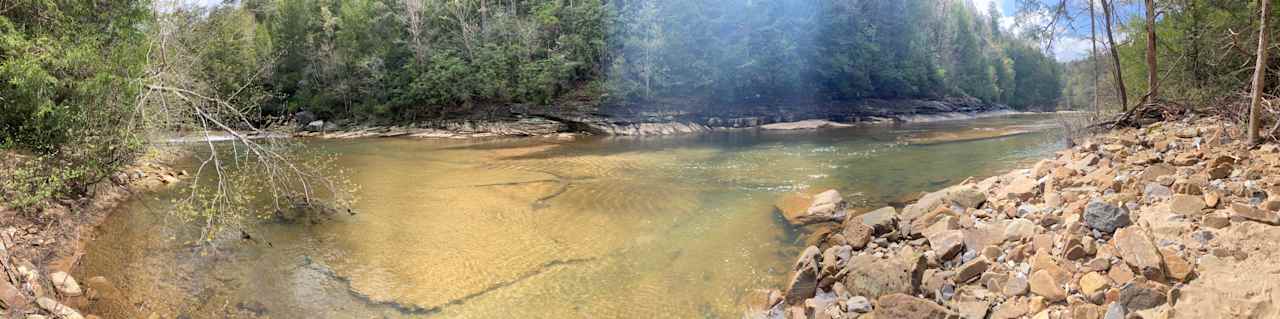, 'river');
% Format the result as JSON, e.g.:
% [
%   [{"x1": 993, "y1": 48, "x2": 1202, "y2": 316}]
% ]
[{"x1": 75, "y1": 113, "x2": 1072, "y2": 318}]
